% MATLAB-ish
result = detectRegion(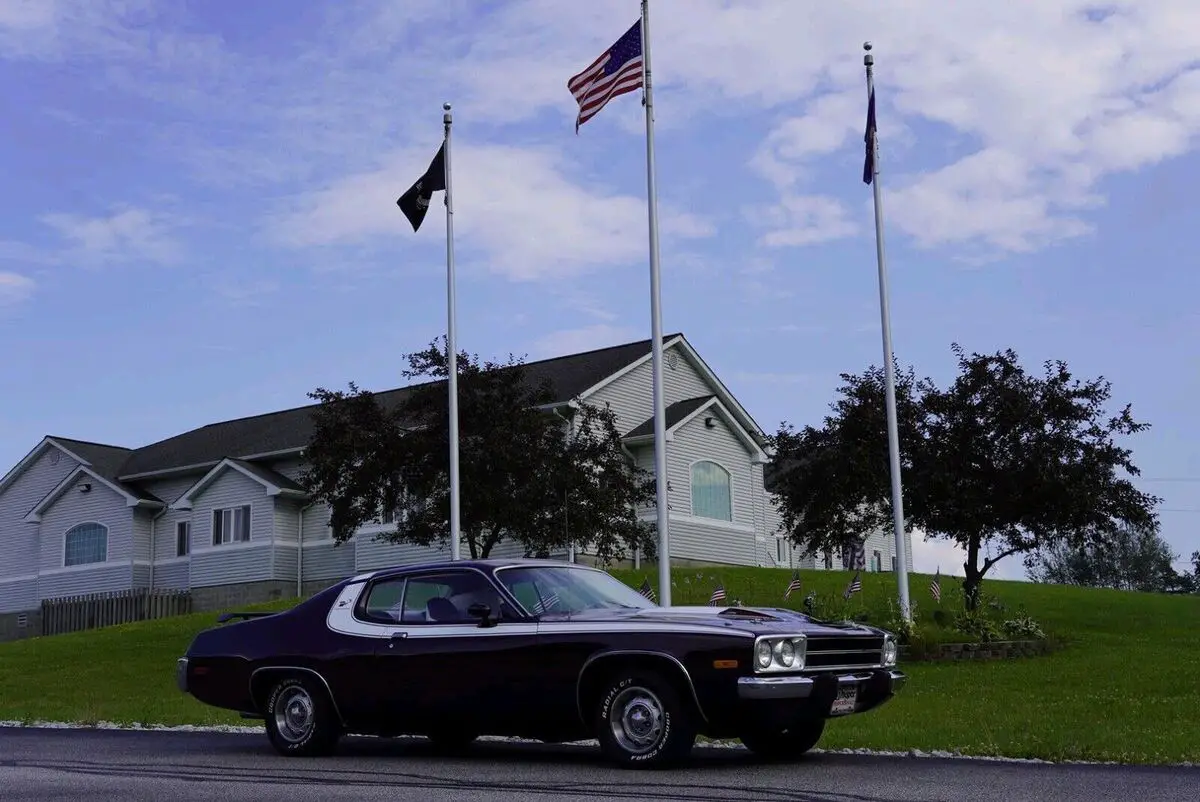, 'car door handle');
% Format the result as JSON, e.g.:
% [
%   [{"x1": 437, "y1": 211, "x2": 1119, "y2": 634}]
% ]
[{"x1": 387, "y1": 631, "x2": 407, "y2": 648}]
